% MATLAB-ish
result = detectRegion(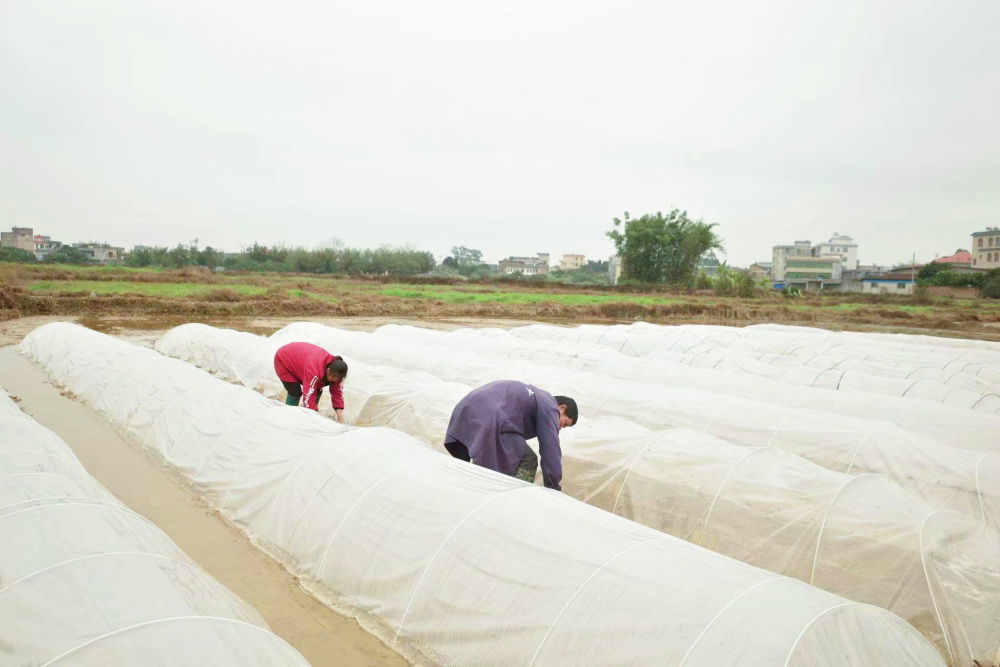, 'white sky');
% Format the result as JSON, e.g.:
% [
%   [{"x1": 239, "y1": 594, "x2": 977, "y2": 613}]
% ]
[{"x1": 1, "y1": 1, "x2": 997, "y2": 267}]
